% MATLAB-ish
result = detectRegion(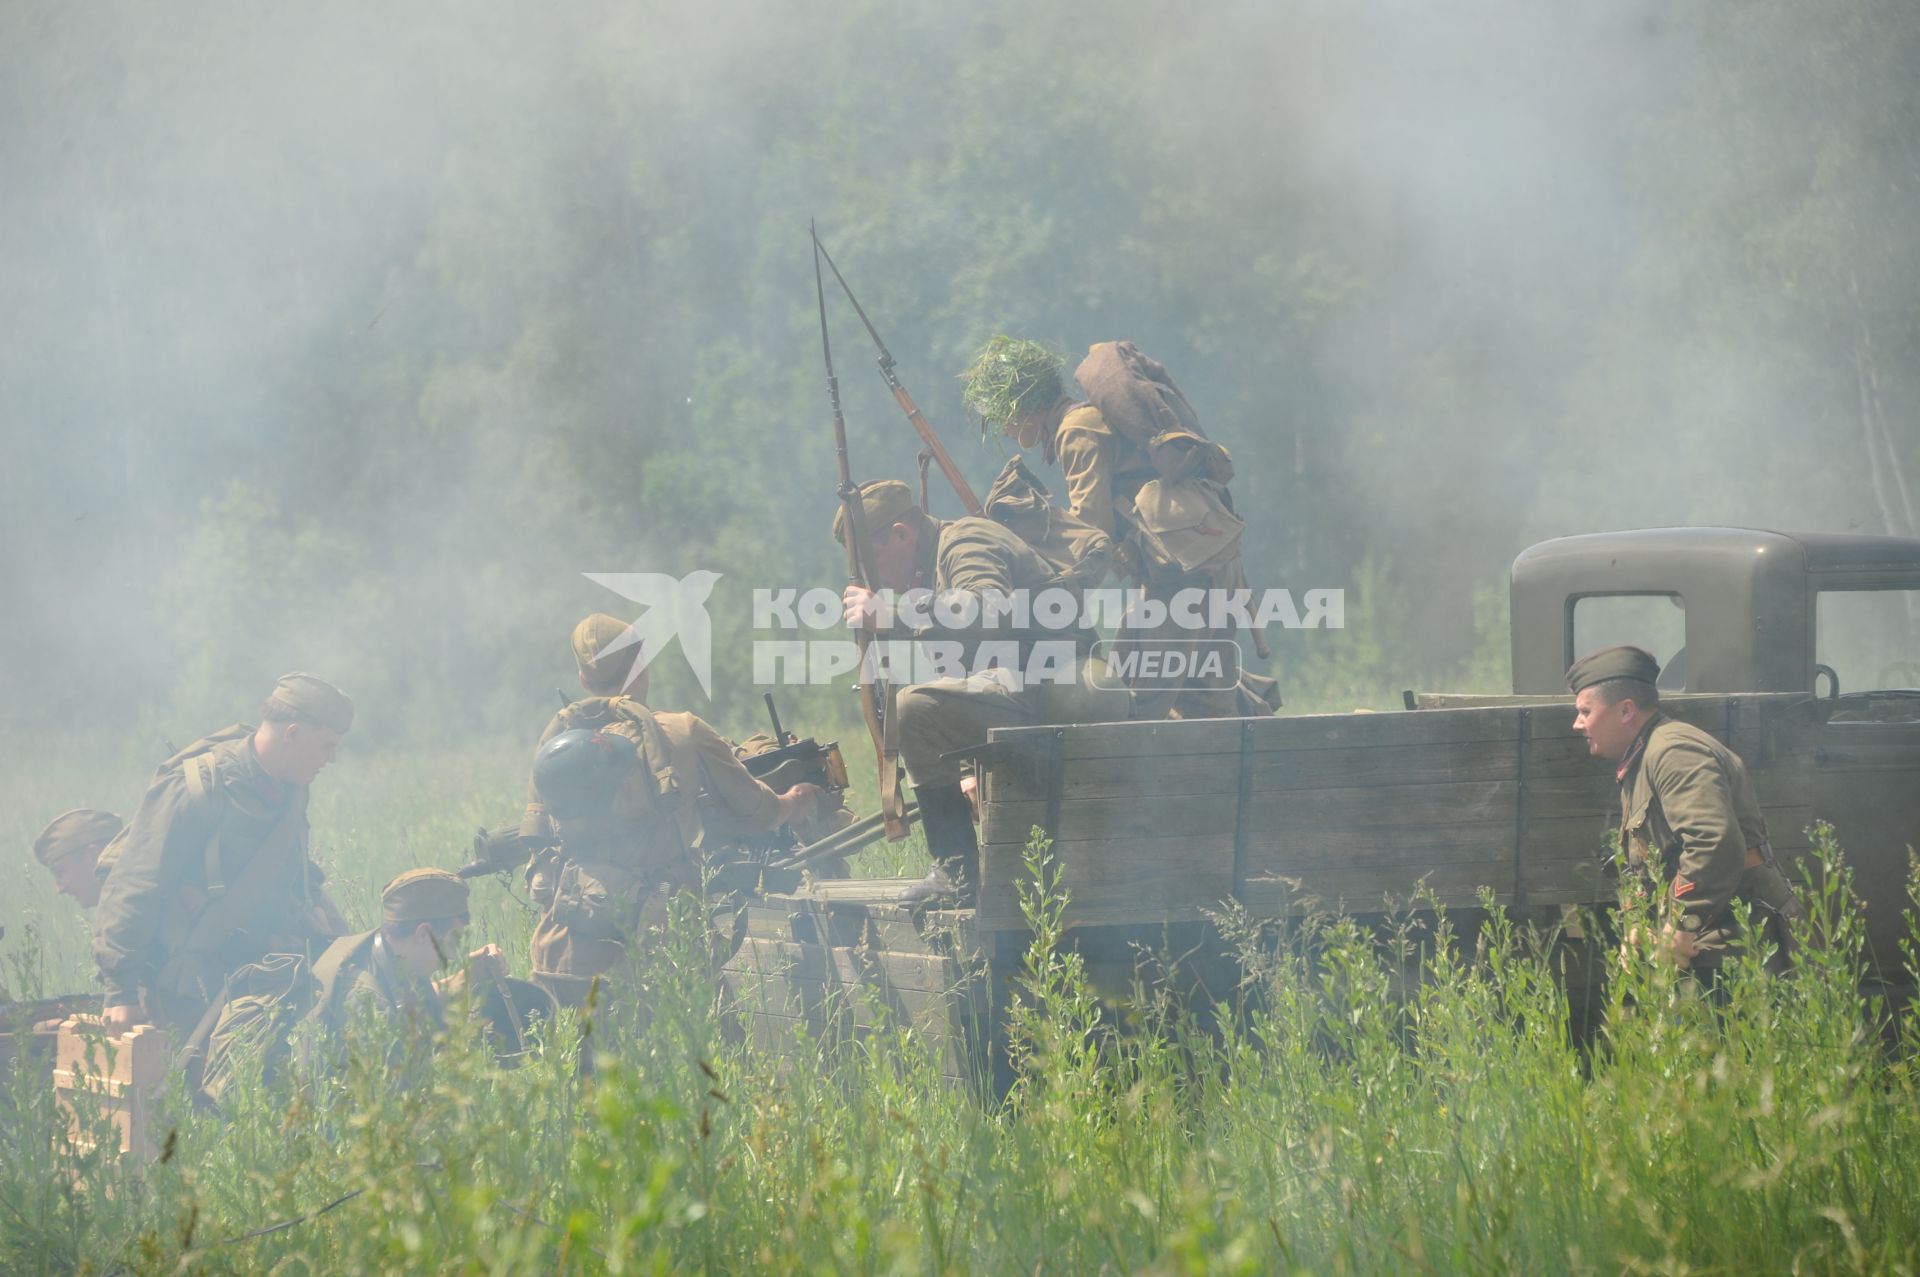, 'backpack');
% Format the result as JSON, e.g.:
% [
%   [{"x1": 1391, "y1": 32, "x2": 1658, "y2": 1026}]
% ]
[
  {"x1": 1130, "y1": 476, "x2": 1248, "y2": 592},
  {"x1": 1073, "y1": 342, "x2": 1234, "y2": 485},
  {"x1": 184, "y1": 951, "x2": 318, "y2": 1105}
]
